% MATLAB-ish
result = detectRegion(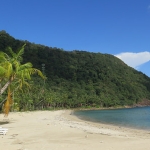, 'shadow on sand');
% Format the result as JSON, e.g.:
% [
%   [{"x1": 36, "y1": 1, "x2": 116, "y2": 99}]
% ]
[{"x1": 0, "y1": 121, "x2": 10, "y2": 125}]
